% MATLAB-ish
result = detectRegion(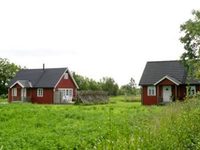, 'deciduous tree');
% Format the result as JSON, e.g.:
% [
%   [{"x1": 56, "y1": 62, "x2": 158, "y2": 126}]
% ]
[
  {"x1": 0, "y1": 58, "x2": 21, "y2": 95},
  {"x1": 180, "y1": 10, "x2": 200, "y2": 78}
]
